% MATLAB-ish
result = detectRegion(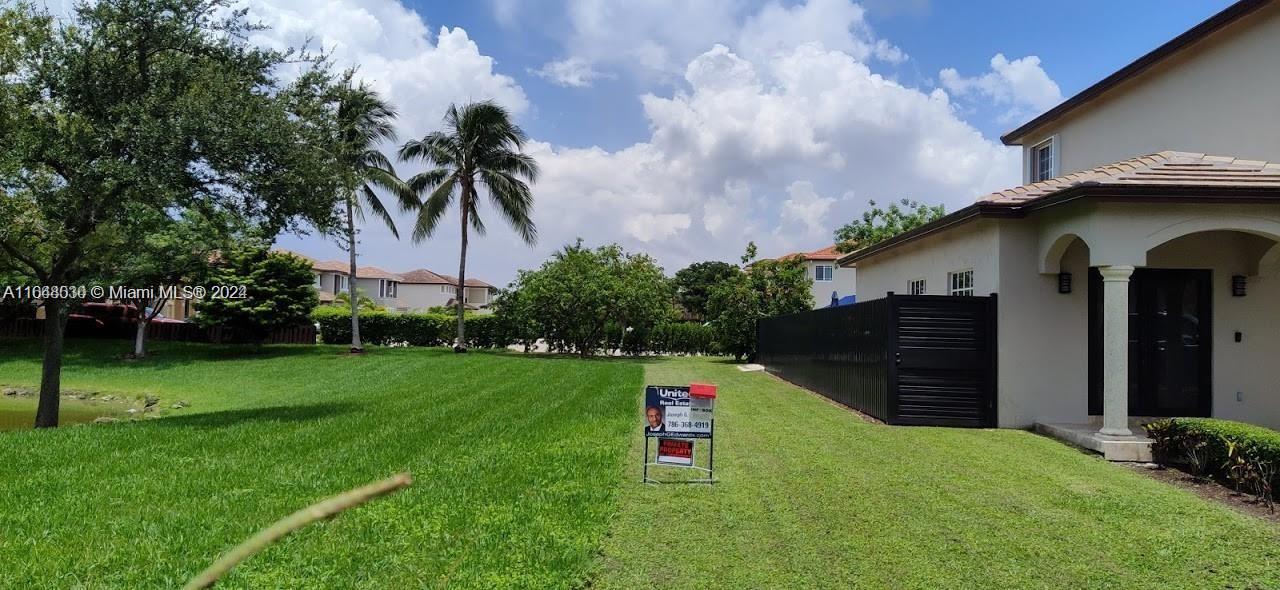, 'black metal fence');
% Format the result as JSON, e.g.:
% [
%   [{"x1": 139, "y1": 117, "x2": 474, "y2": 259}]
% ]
[{"x1": 758, "y1": 294, "x2": 997, "y2": 427}]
